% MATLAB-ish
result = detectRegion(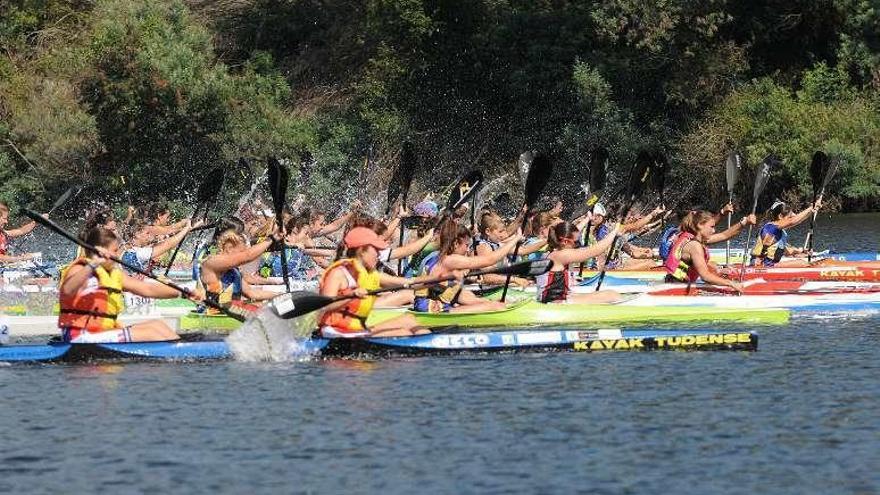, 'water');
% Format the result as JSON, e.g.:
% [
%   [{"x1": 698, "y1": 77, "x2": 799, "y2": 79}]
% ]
[{"x1": 0, "y1": 214, "x2": 878, "y2": 494}]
